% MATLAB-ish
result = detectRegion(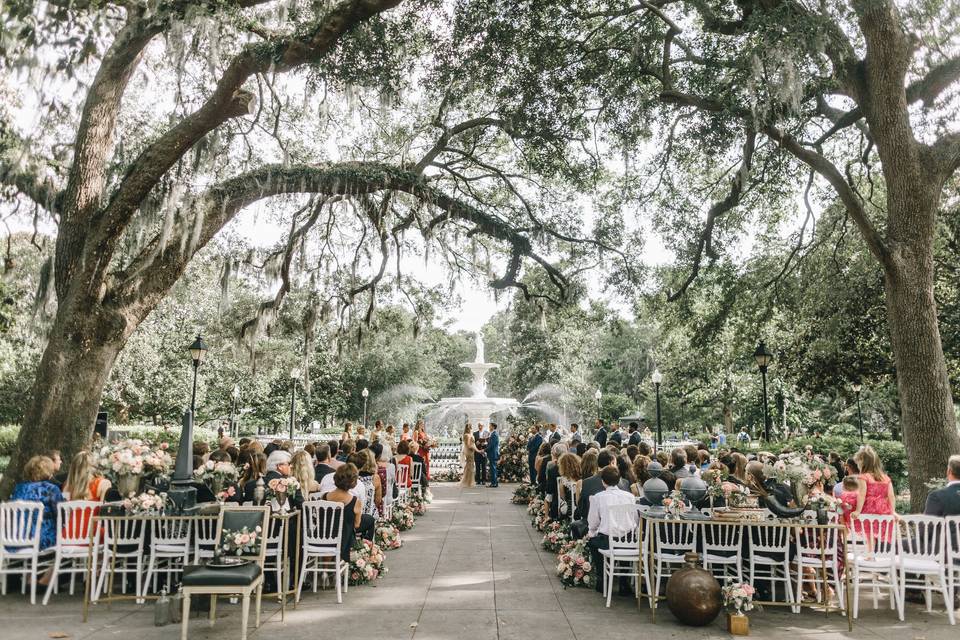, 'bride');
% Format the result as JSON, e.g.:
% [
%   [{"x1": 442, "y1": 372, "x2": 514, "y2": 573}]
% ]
[{"x1": 460, "y1": 424, "x2": 479, "y2": 487}]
